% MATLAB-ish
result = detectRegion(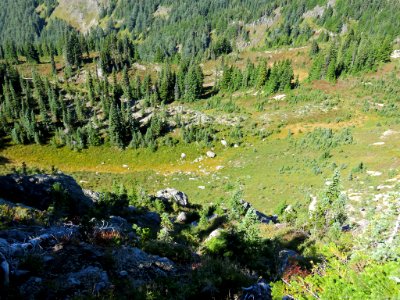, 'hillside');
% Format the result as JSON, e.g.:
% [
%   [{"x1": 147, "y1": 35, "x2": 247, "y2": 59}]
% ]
[{"x1": 0, "y1": 0, "x2": 400, "y2": 299}]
